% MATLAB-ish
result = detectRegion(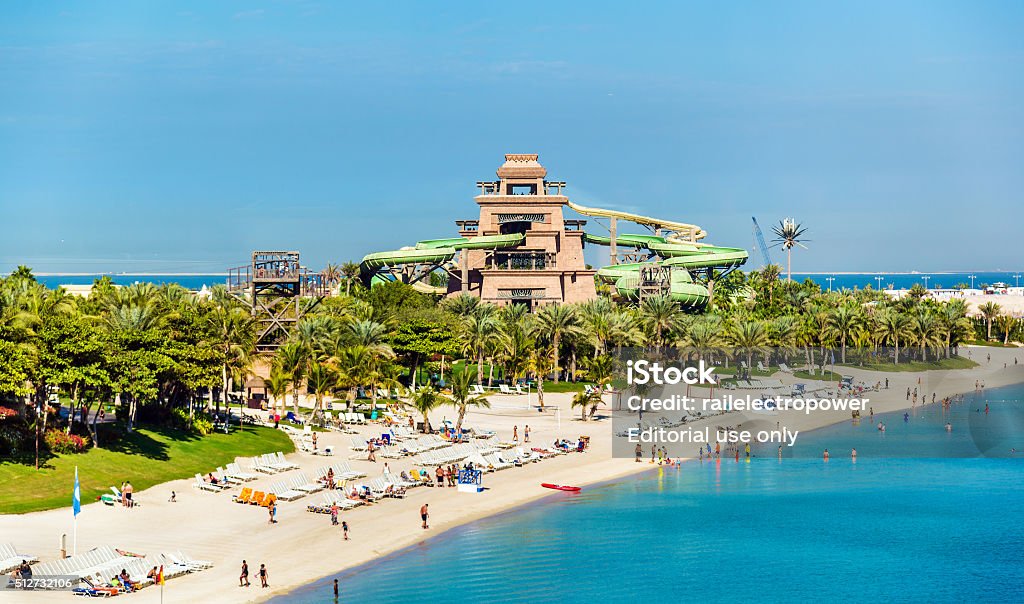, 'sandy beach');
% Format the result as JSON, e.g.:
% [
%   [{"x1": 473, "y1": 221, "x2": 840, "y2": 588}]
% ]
[{"x1": 3, "y1": 345, "x2": 1022, "y2": 603}]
